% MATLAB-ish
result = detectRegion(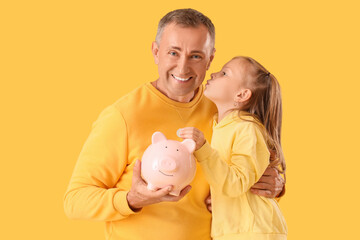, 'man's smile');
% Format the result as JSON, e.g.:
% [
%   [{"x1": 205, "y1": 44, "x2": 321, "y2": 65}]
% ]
[{"x1": 171, "y1": 74, "x2": 192, "y2": 82}]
